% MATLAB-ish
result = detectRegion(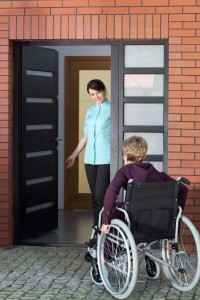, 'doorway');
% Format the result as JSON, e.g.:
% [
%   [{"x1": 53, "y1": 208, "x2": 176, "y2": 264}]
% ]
[{"x1": 64, "y1": 56, "x2": 111, "y2": 210}]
